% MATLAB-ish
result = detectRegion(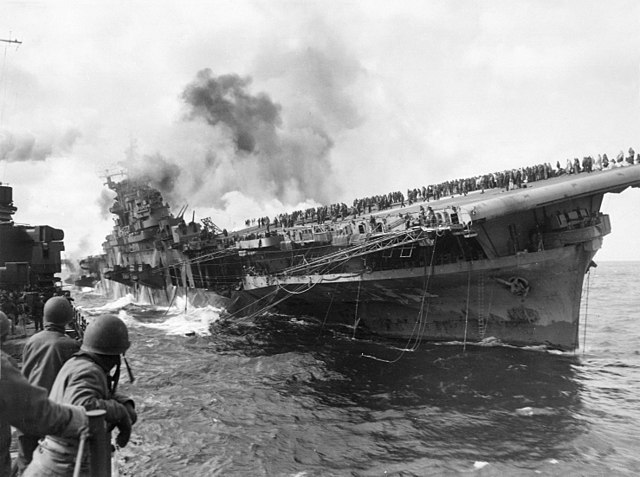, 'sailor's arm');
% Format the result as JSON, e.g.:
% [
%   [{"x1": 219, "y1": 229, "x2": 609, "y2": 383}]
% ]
[
  {"x1": 62, "y1": 369, "x2": 132, "y2": 425},
  {"x1": 0, "y1": 353, "x2": 87, "y2": 438},
  {"x1": 60, "y1": 368, "x2": 135, "y2": 447}
]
